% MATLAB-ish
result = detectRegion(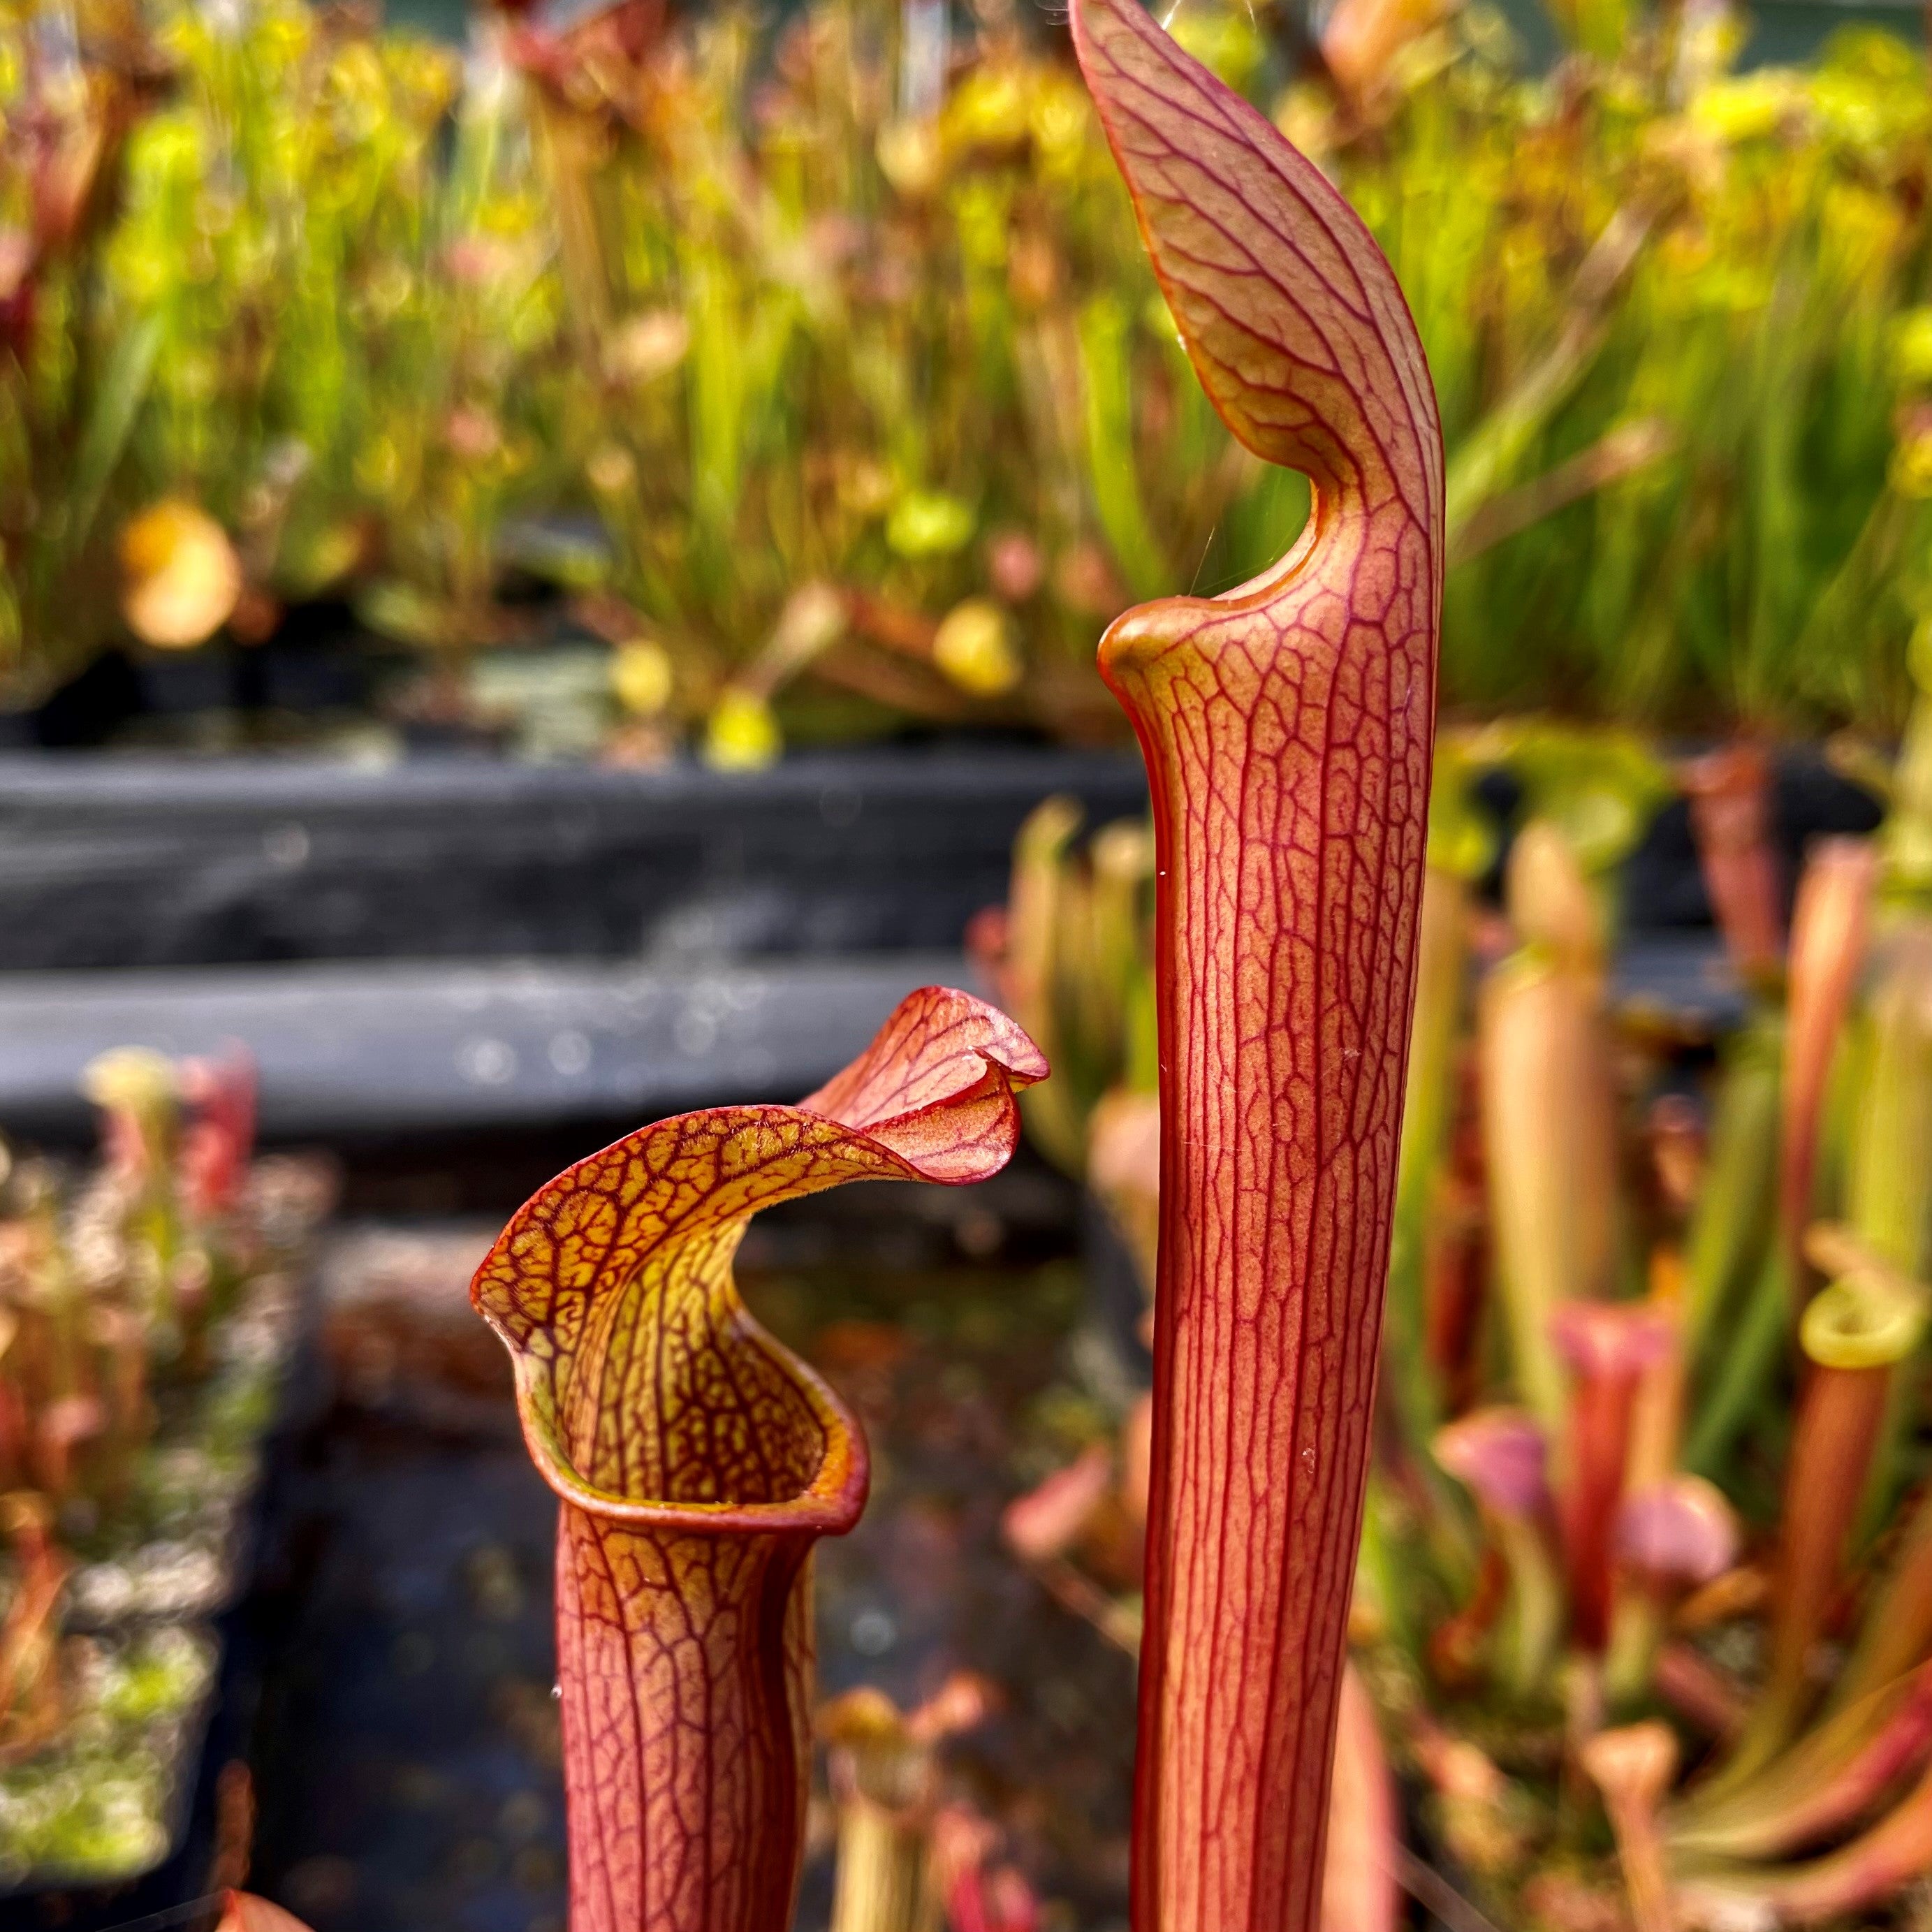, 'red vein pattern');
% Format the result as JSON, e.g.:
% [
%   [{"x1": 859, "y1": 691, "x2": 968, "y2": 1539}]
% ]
[
  {"x1": 472, "y1": 987, "x2": 1046, "y2": 1932},
  {"x1": 1068, "y1": 4, "x2": 1442, "y2": 1929}
]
